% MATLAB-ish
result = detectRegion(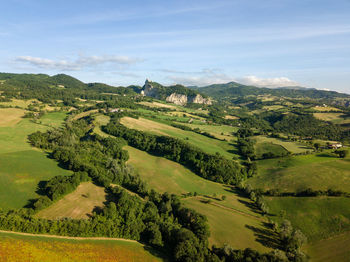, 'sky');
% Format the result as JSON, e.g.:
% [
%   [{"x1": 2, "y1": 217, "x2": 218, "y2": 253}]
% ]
[{"x1": 1, "y1": 0, "x2": 350, "y2": 93}]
